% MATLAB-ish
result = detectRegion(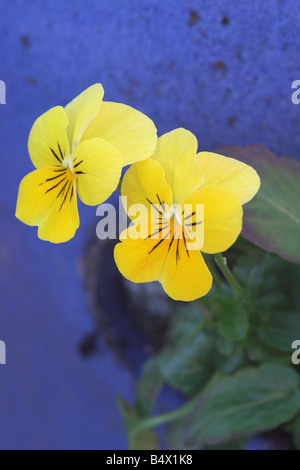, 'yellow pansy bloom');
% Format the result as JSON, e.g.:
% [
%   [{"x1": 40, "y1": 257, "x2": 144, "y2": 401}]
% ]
[
  {"x1": 114, "y1": 128, "x2": 260, "y2": 301},
  {"x1": 16, "y1": 84, "x2": 157, "y2": 243}
]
